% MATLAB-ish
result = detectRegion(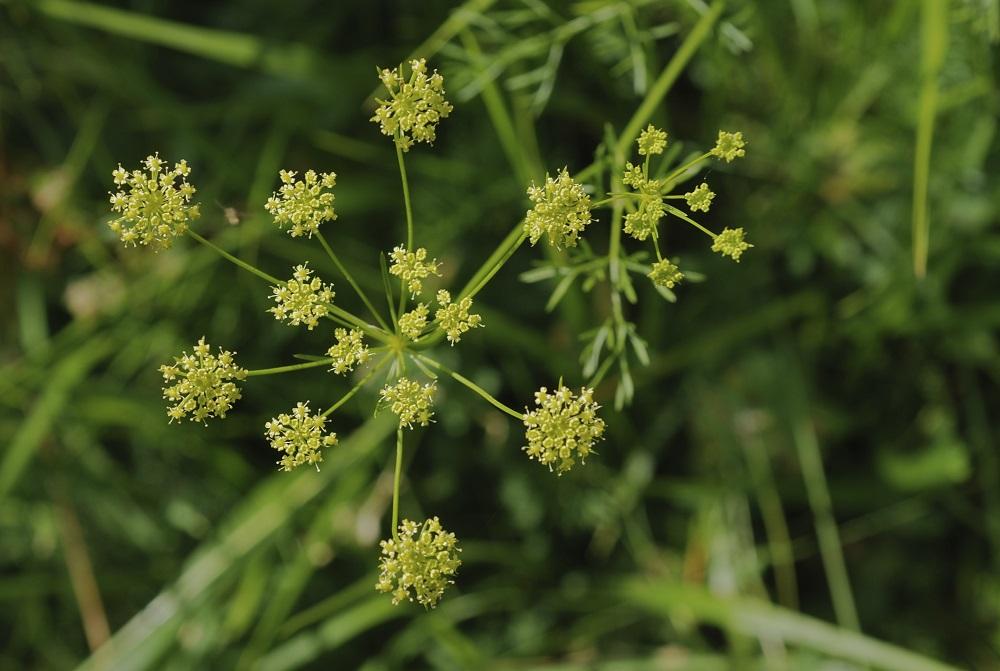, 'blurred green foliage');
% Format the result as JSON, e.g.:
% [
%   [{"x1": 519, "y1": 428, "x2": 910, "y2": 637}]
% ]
[{"x1": 2, "y1": 0, "x2": 999, "y2": 669}]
